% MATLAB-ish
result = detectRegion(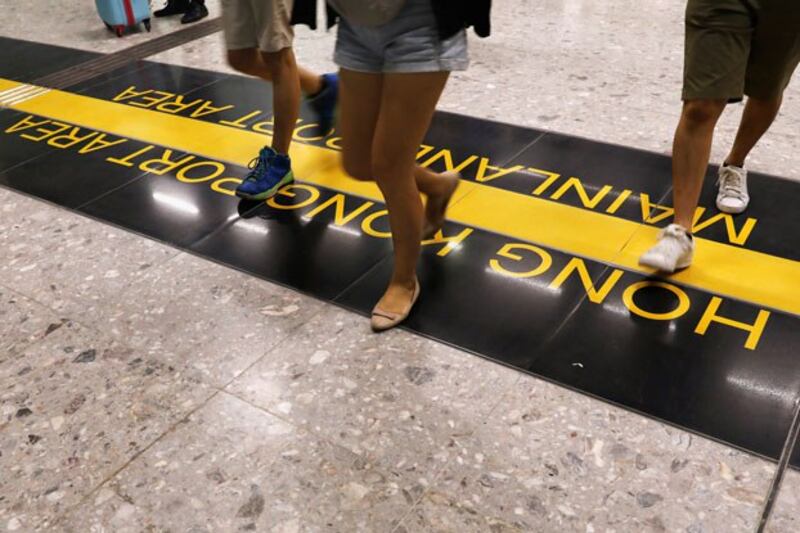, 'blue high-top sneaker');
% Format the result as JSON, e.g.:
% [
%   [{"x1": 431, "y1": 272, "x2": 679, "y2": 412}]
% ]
[
  {"x1": 307, "y1": 73, "x2": 339, "y2": 135},
  {"x1": 235, "y1": 147, "x2": 294, "y2": 201}
]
